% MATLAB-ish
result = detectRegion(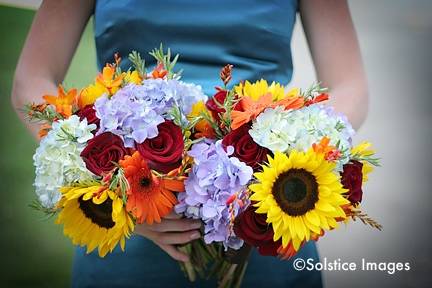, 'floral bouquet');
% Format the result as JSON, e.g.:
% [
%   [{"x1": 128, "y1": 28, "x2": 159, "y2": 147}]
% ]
[
  {"x1": 26, "y1": 46, "x2": 381, "y2": 287},
  {"x1": 26, "y1": 47, "x2": 207, "y2": 257},
  {"x1": 175, "y1": 65, "x2": 381, "y2": 286}
]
